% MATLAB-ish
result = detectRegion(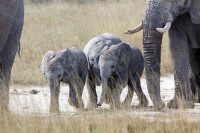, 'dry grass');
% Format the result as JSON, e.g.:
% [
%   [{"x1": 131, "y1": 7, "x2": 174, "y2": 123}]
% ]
[
  {"x1": 3, "y1": 1, "x2": 185, "y2": 132},
  {"x1": 11, "y1": 0, "x2": 171, "y2": 86},
  {"x1": 0, "y1": 110, "x2": 200, "y2": 133}
]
